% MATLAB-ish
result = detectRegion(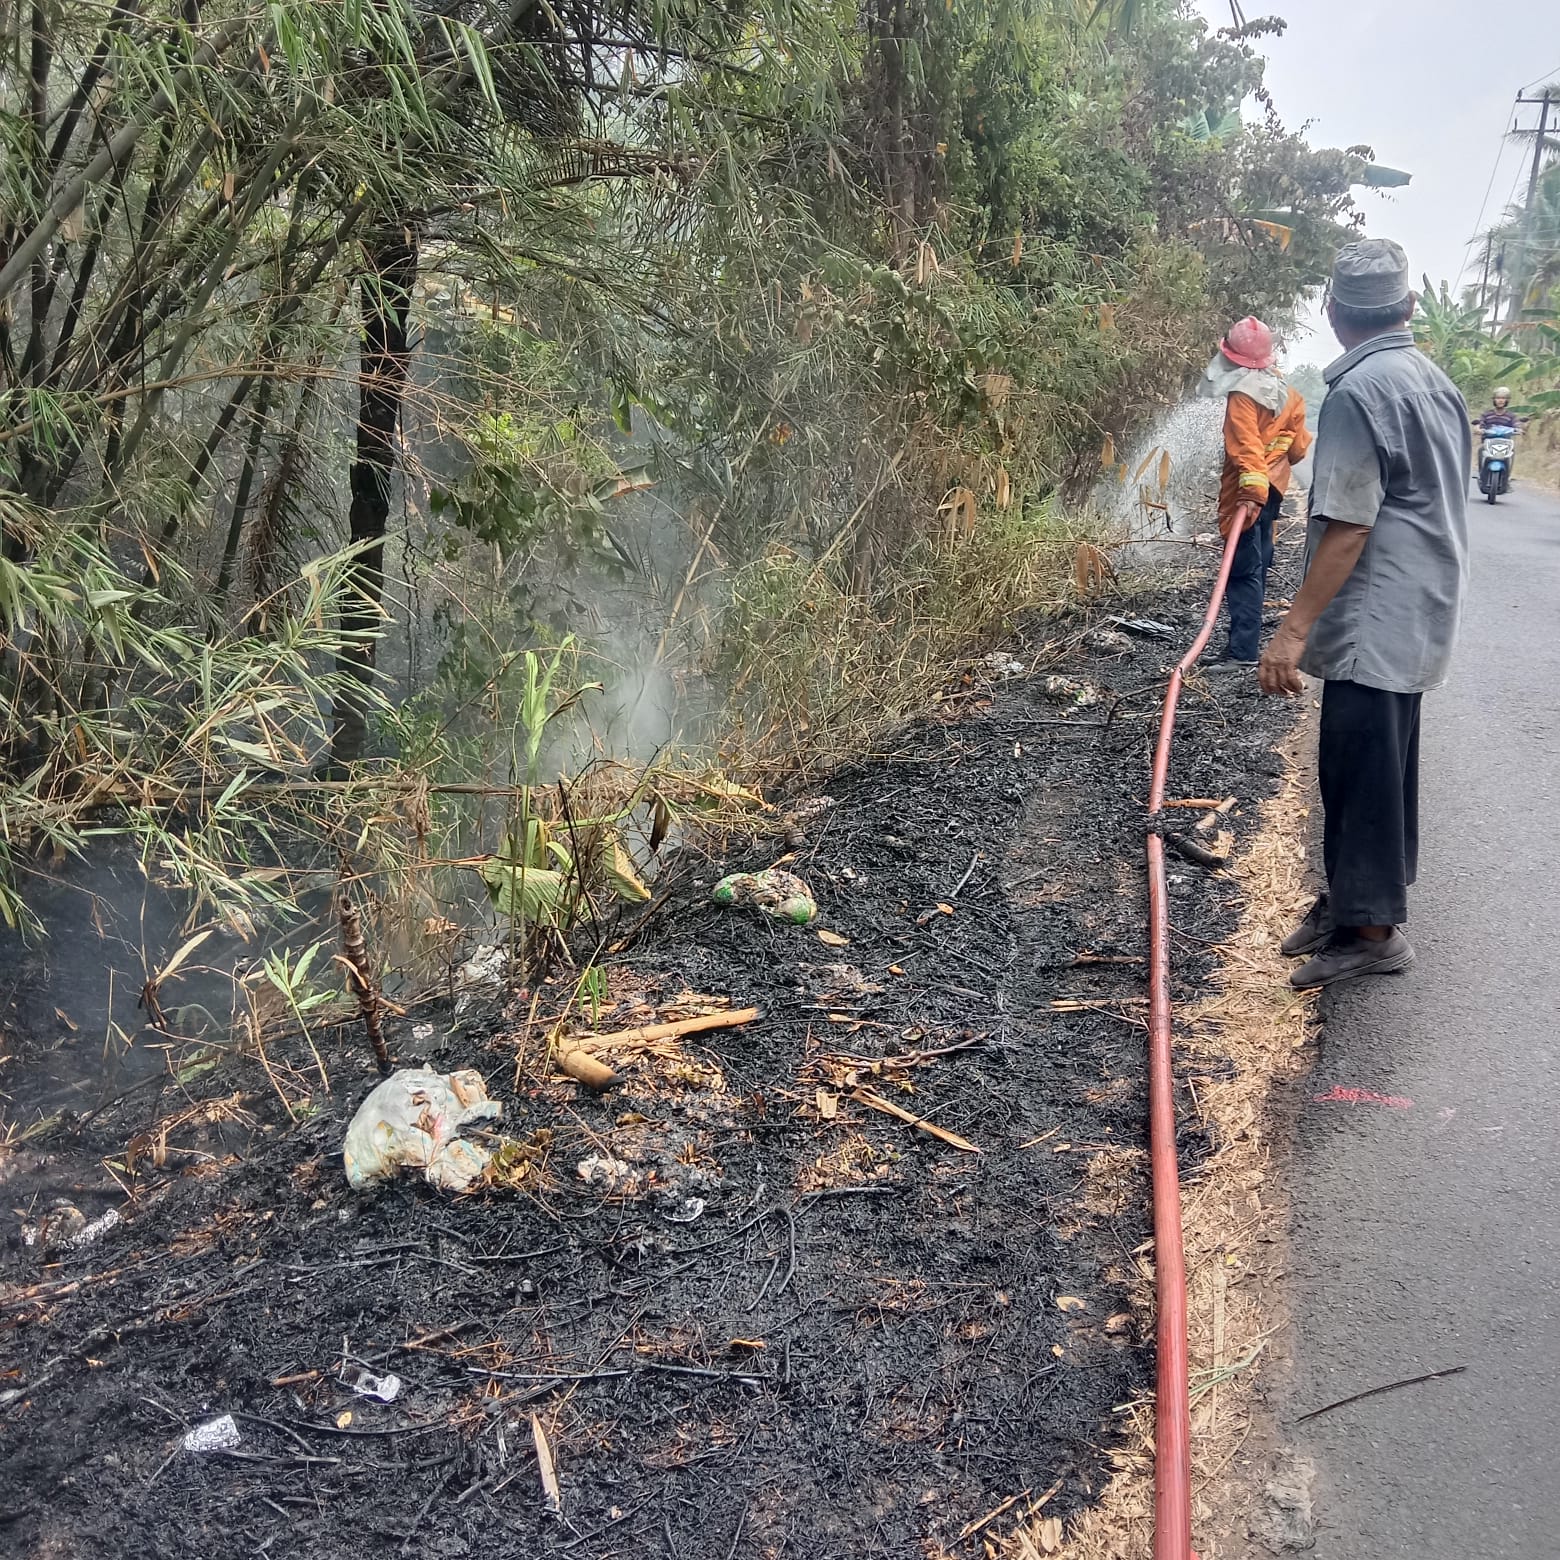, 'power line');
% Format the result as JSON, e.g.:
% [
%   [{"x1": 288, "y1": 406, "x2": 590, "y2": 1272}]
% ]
[
  {"x1": 1464, "y1": 113, "x2": 1515, "y2": 267},
  {"x1": 1516, "y1": 64, "x2": 1560, "y2": 95}
]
